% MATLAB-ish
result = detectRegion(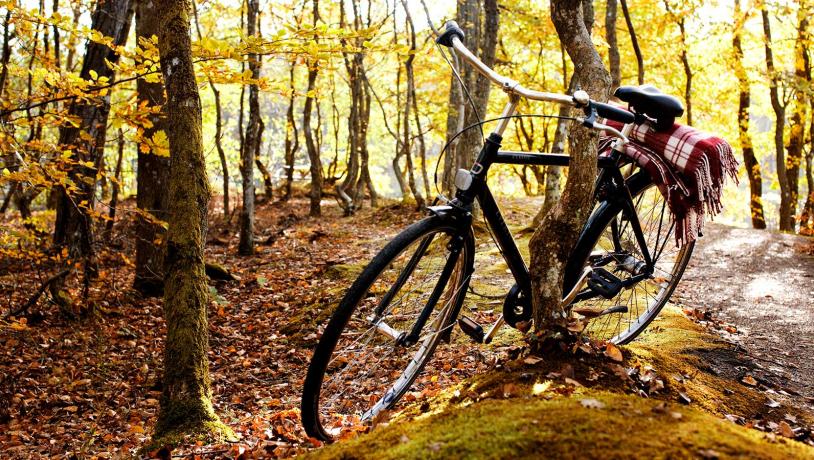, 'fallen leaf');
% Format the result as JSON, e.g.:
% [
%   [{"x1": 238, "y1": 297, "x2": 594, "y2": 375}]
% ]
[
  {"x1": 777, "y1": 421, "x2": 795, "y2": 438},
  {"x1": 742, "y1": 375, "x2": 758, "y2": 386},
  {"x1": 604, "y1": 343, "x2": 623, "y2": 362},
  {"x1": 523, "y1": 356, "x2": 543, "y2": 366}
]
